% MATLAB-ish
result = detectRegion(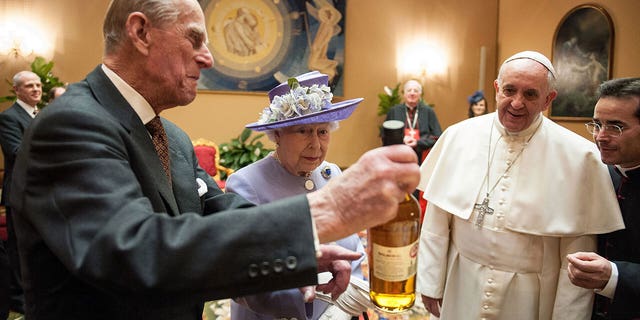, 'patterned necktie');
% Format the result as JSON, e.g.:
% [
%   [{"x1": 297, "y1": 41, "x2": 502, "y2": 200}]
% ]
[
  {"x1": 145, "y1": 116, "x2": 172, "y2": 185},
  {"x1": 32, "y1": 107, "x2": 39, "y2": 116}
]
